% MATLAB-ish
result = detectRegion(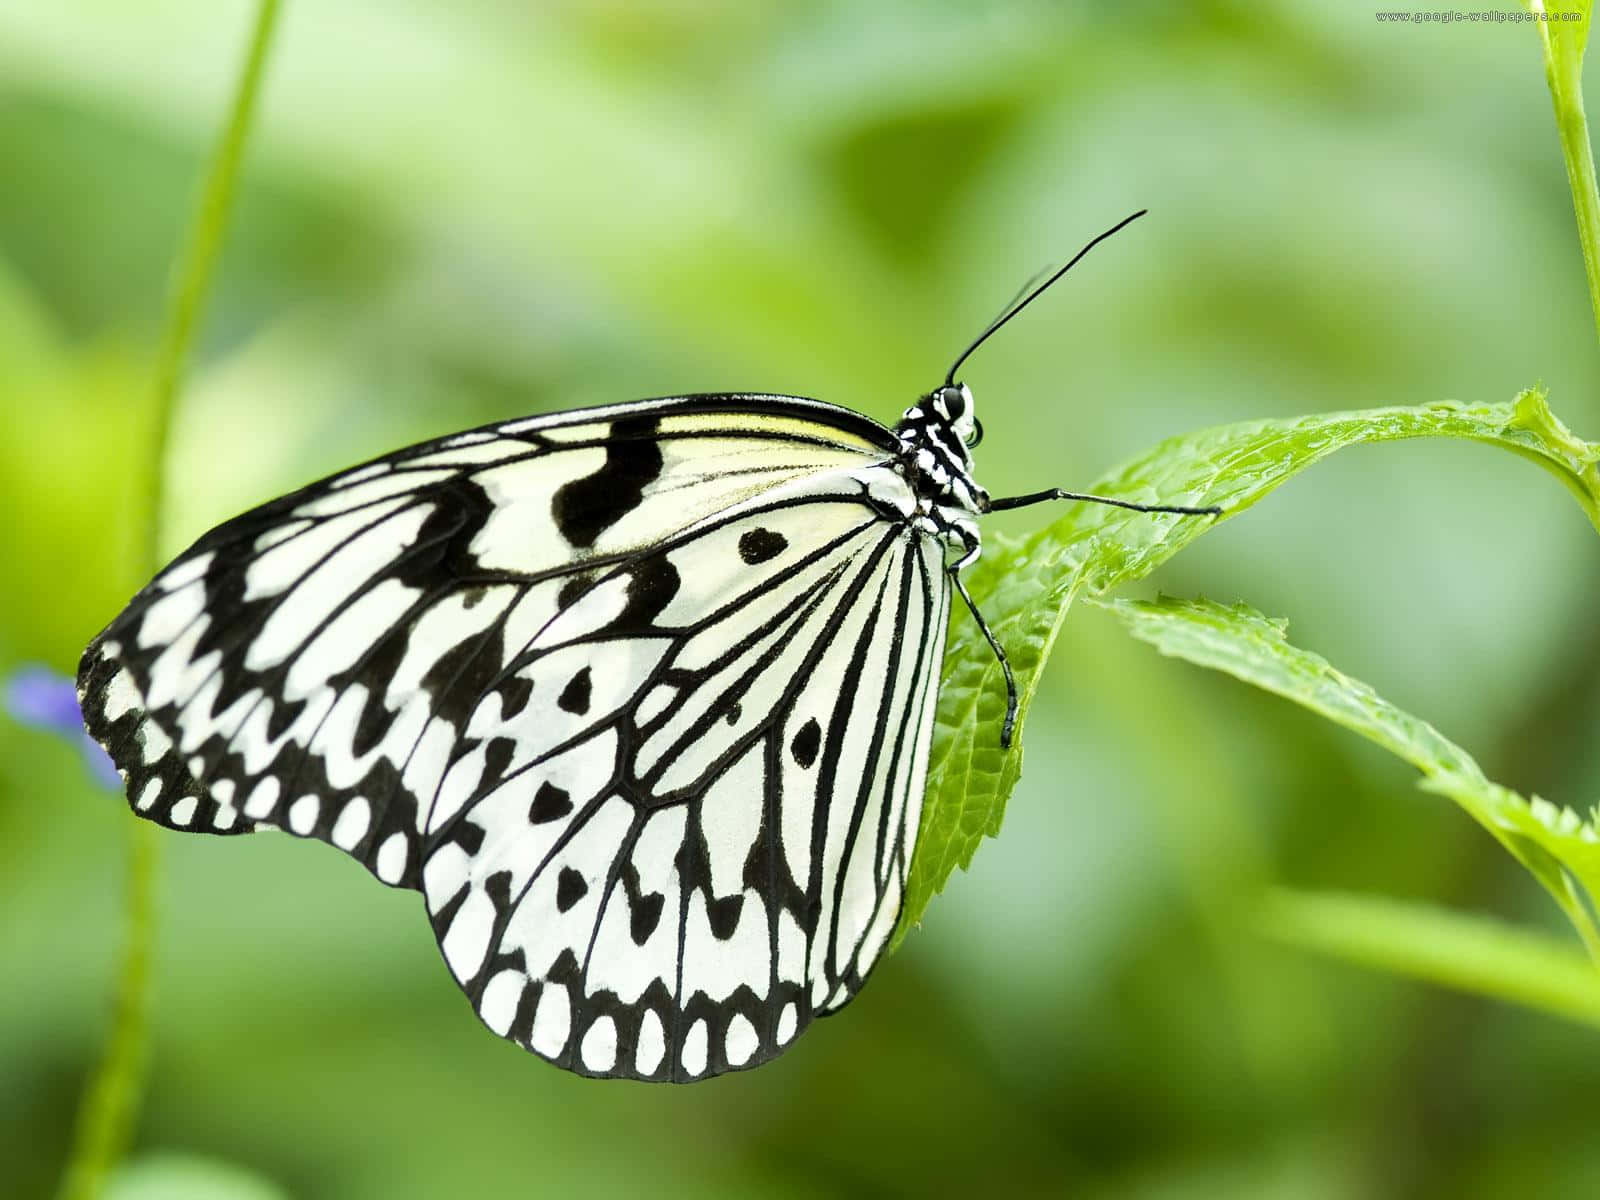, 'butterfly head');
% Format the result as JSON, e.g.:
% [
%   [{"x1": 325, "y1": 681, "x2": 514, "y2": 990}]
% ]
[
  {"x1": 893, "y1": 382, "x2": 988, "y2": 520},
  {"x1": 929, "y1": 382, "x2": 982, "y2": 450}
]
